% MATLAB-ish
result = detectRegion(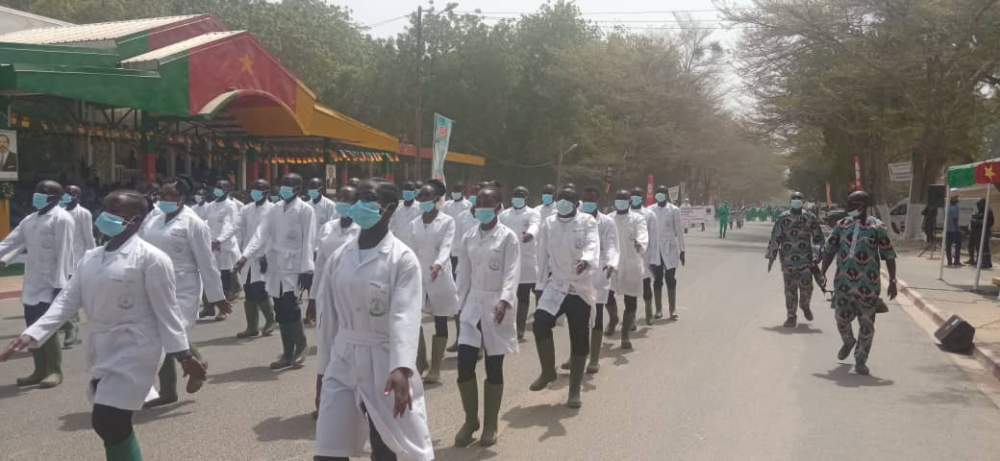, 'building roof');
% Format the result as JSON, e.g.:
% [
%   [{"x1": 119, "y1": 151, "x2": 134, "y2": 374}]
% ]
[
  {"x1": 0, "y1": 15, "x2": 198, "y2": 46},
  {"x1": 121, "y1": 30, "x2": 242, "y2": 66},
  {"x1": 0, "y1": 5, "x2": 73, "y2": 28}
]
